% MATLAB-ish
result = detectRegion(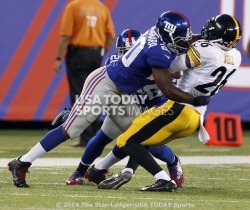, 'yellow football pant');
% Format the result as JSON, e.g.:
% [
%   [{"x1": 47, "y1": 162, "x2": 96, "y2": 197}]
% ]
[{"x1": 117, "y1": 100, "x2": 200, "y2": 148}]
